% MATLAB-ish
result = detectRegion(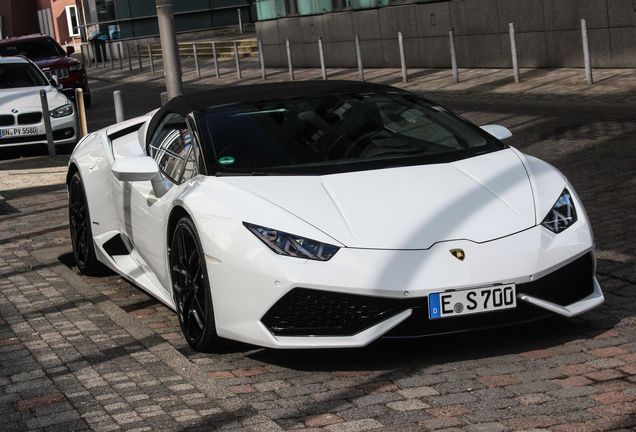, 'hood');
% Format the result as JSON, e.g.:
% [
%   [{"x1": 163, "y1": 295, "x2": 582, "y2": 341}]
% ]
[
  {"x1": 34, "y1": 56, "x2": 77, "y2": 70},
  {"x1": 223, "y1": 149, "x2": 537, "y2": 249},
  {"x1": 0, "y1": 87, "x2": 68, "y2": 112}
]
